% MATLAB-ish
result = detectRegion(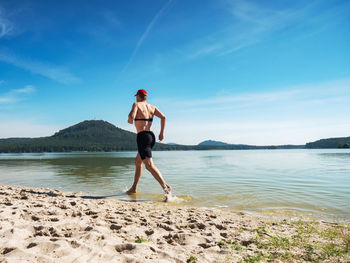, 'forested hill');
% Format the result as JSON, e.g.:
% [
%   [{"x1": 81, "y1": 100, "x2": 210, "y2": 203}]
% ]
[
  {"x1": 0, "y1": 120, "x2": 176, "y2": 153},
  {"x1": 305, "y1": 136, "x2": 350, "y2": 148},
  {"x1": 0, "y1": 120, "x2": 306, "y2": 153},
  {"x1": 198, "y1": 140, "x2": 230, "y2": 146}
]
